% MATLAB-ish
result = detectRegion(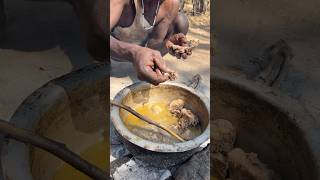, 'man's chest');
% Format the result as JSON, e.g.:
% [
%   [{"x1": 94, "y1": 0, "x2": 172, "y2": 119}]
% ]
[{"x1": 116, "y1": 2, "x2": 166, "y2": 28}]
